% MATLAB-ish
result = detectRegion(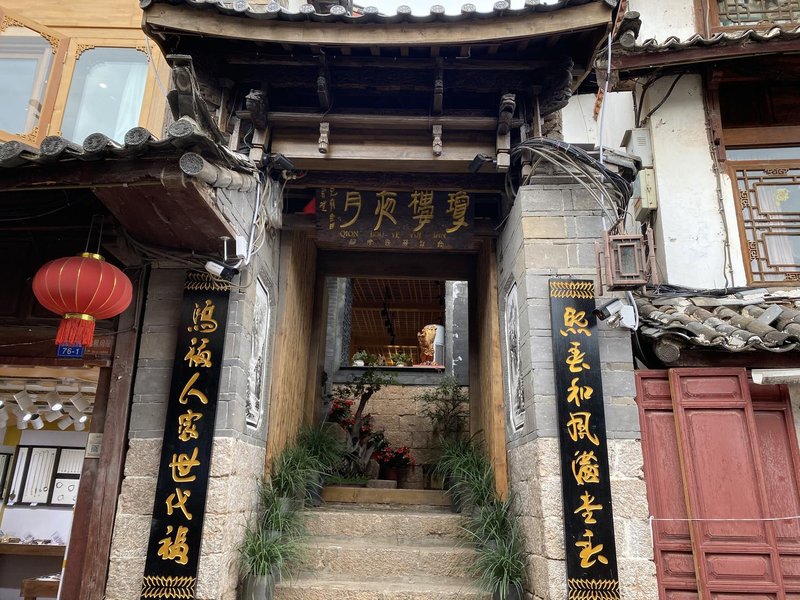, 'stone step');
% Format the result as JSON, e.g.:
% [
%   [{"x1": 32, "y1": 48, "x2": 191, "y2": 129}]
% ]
[
  {"x1": 305, "y1": 505, "x2": 464, "y2": 541},
  {"x1": 275, "y1": 574, "x2": 490, "y2": 600},
  {"x1": 297, "y1": 536, "x2": 476, "y2": 579},
  {"x1": 322, "y1": 486, "x2": 451, "y2": 506}
]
